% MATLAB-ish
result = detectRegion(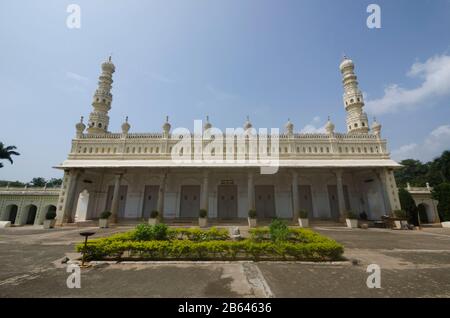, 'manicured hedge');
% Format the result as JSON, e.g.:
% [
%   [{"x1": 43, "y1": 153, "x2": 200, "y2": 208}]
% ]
[
  {"x1": 77, "y1": 226, "x2": 343, "y2": 262},
  {"x1": 249, "y1": 227, "x2": 329, "y2": 243}
]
